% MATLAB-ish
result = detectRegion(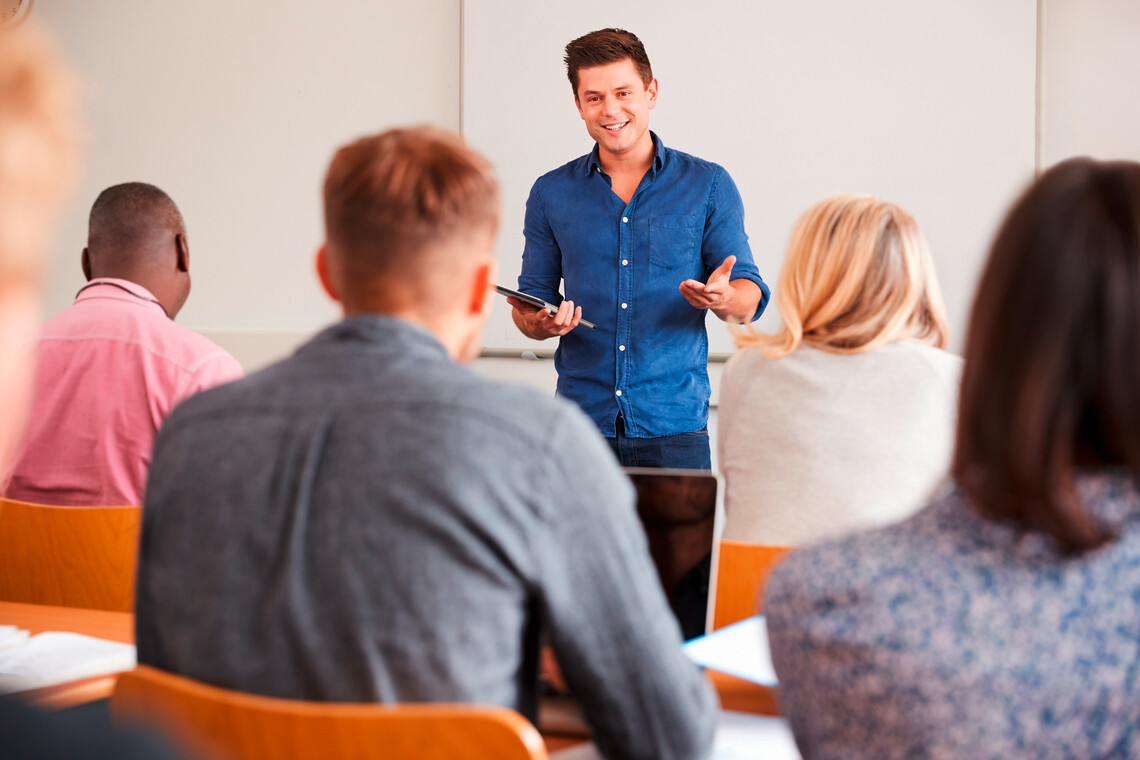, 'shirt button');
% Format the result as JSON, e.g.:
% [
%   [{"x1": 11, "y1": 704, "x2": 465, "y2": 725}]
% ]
[
  {"x1": 621, "y1": 303, "x2": 628, "y2": 309},
  {"x1": 622, "y1": 216, "x2": 628, "y2": 223},
  {"x1": 615, "y1": 390, "x2": 623, "y2": 397},
  {"x1": 619, "y1": 345, "x2": 626, "y2": 351},
  {"x1": 622, "y1": 259, "x2": 628, "y2": 266}
]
